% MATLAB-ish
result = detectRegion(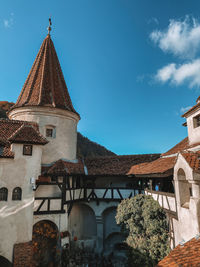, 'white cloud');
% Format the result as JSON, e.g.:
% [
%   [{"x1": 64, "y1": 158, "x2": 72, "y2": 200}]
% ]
[
  {"x1": 150, "y1": 16, "x2": 200, "y2": 59},
  {"x1": 180, "y1": 106, "x2": 192, "y2": 113},
  {"x1": 156, "y1": 59, "x2": 200, "y2": 88},
  {"x1": 3, "y1": 13, "x2": 14, "y2": 28}
]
